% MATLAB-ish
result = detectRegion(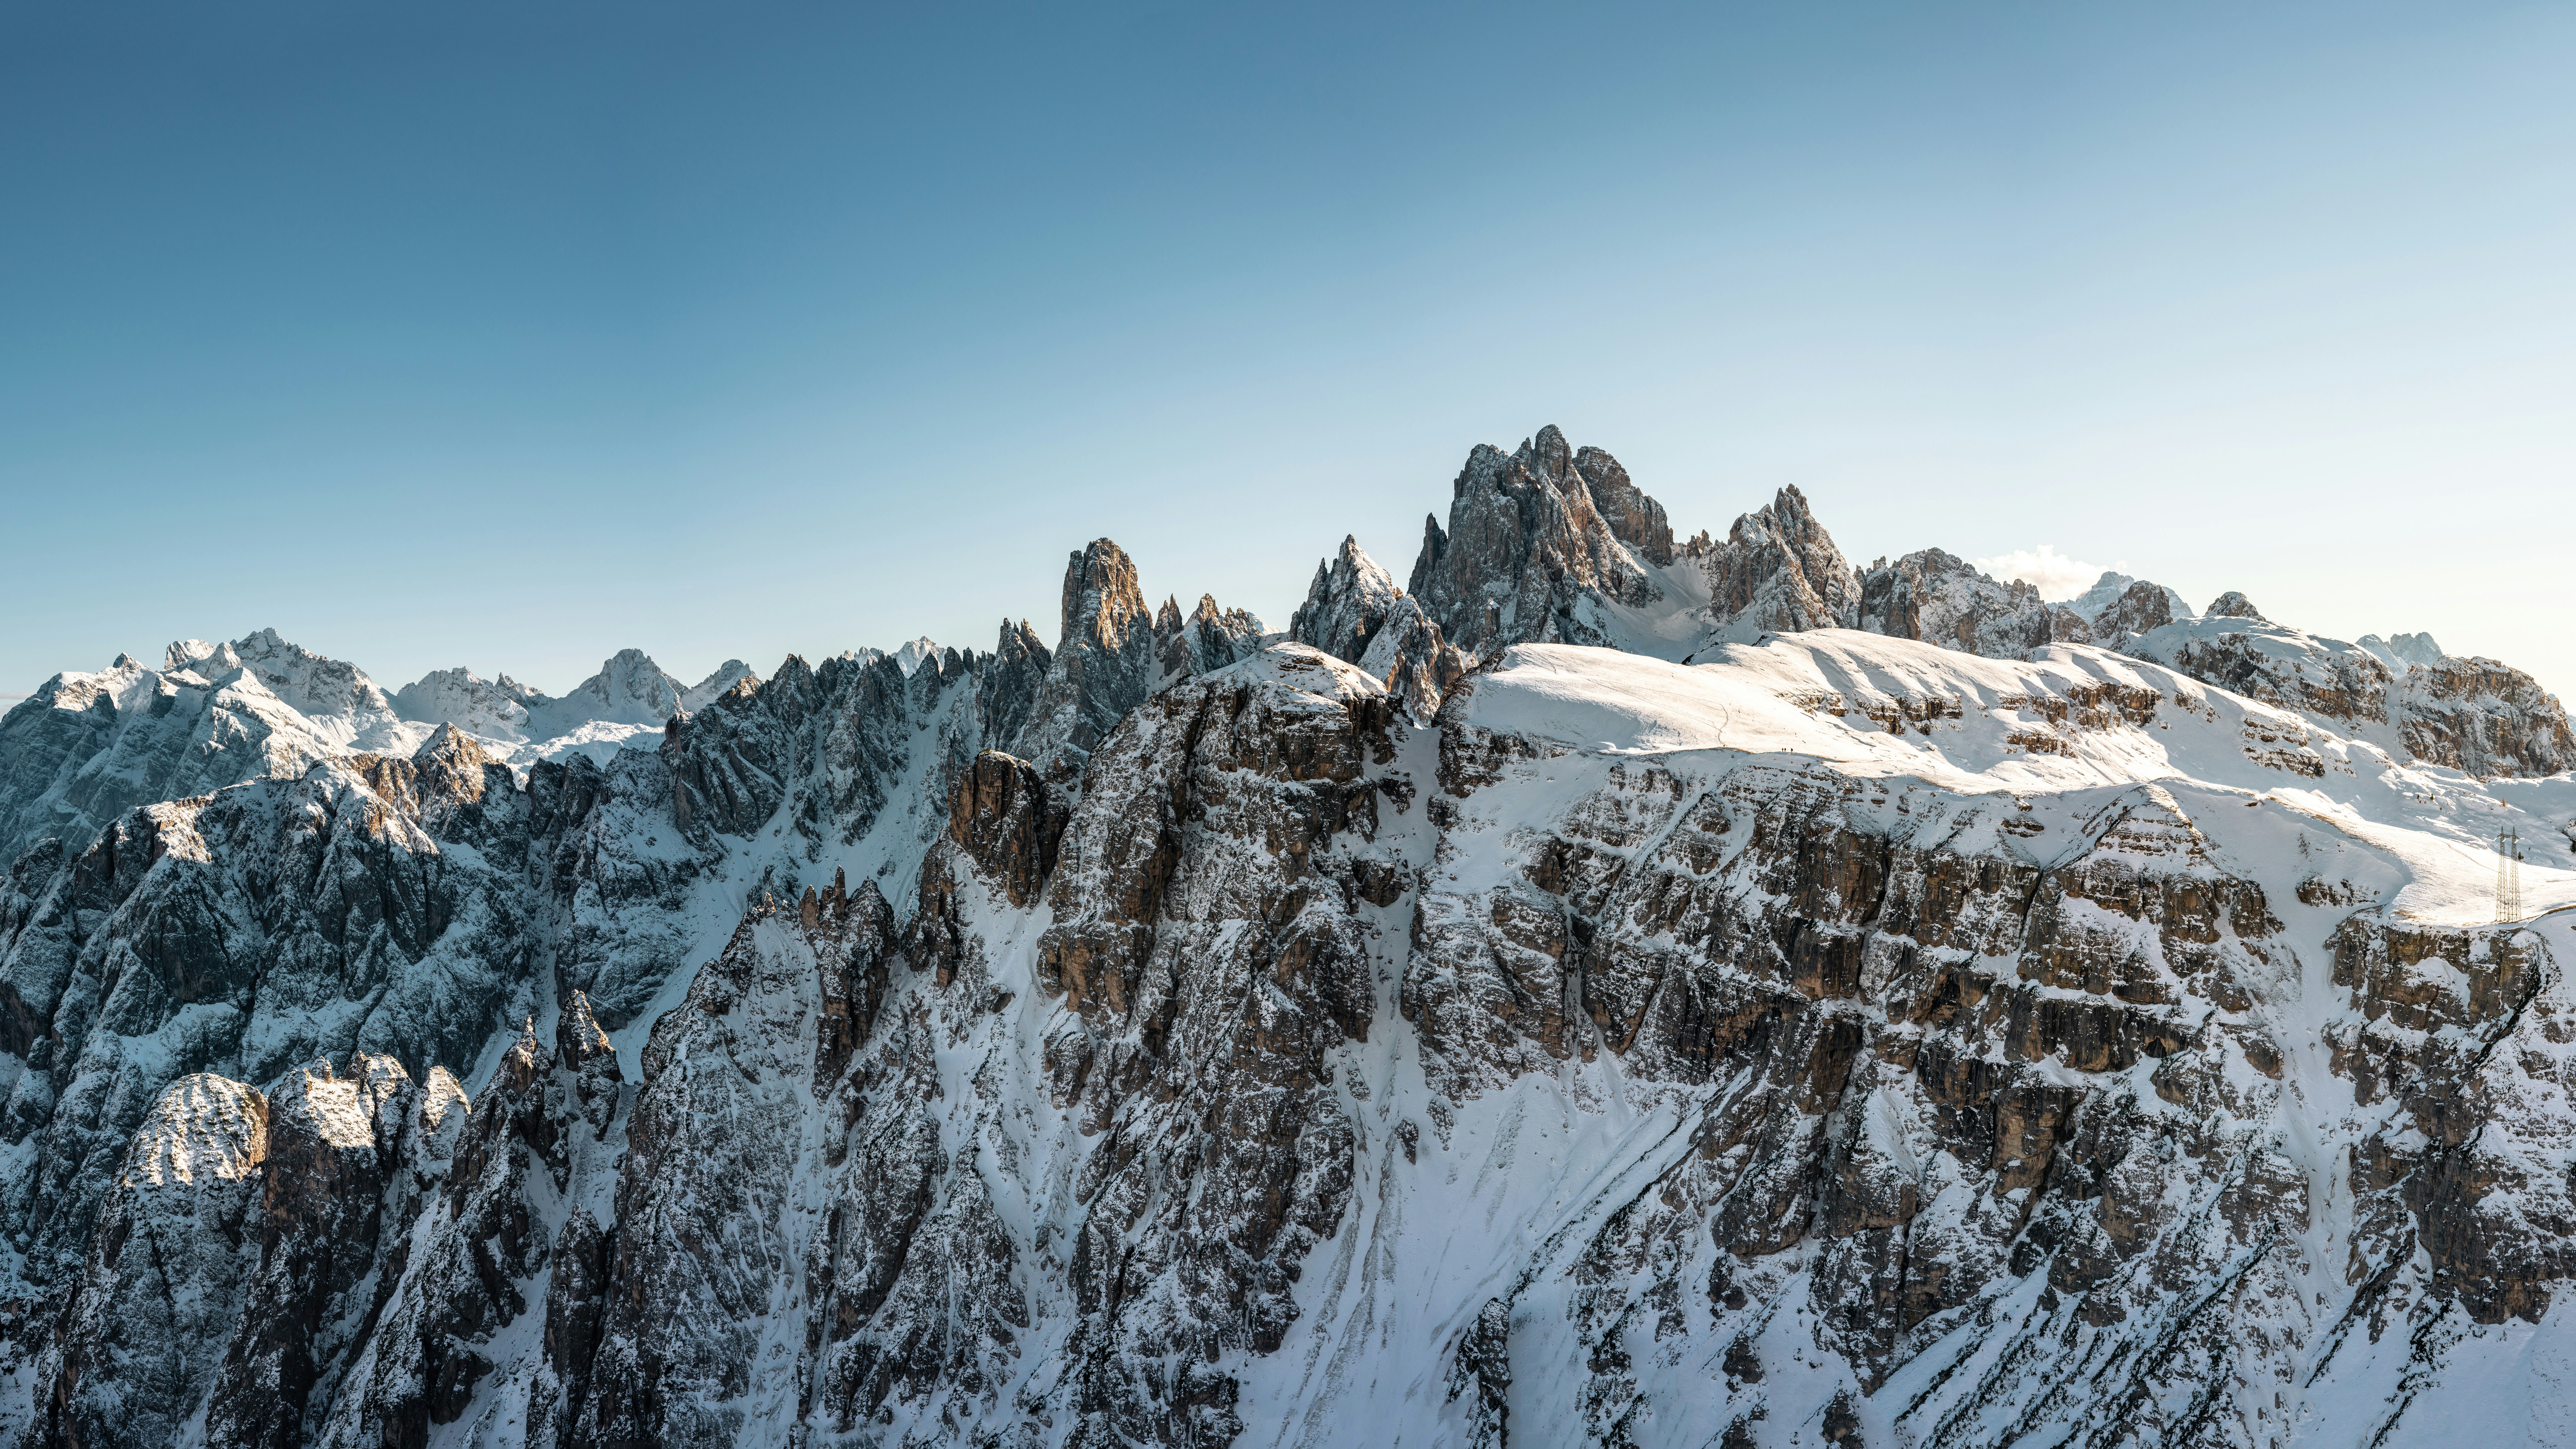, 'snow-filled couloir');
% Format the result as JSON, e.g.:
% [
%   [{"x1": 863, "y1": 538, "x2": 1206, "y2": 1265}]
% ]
[{"x1": 2, "y1": 426, "x2": 2573, "y2": 1449}]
